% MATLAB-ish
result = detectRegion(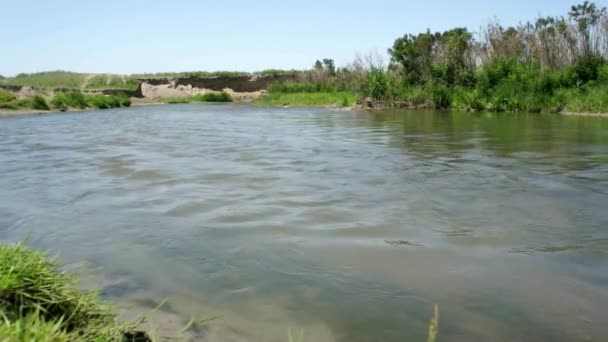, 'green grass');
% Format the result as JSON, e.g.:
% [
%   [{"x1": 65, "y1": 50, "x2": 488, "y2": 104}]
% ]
[
  {"x1": 5, "y1": 72, "x2": 86, "y2": 89},
  {"x1": 84, "y1": 75, "x2": 139, "y2": 90},
  {"x1": 0, "y1": 92, "x2": 51, "y2": 111},
  {"x1": 0, "y1": 242, "x2": 144, "y2": 341},
  {"x1": 558, "y1": 85, "x2": 608, "y2": 113},
  {"x1": 254, "y1": 91, "x2": 356, "y2": 107},
  {"x1": 31, "y1": 96, "x2": 50, "y2": 110},
  {"x1": 3, "y1": 71, "x2": 138, "y2": 91},
  {"x1": 0, "y1": 90, "x2": 17, "y2": 103},
  {"x1": 164, "y1": 92, "x2": 232, "y2": 104},
  {"x1": 51, "y1": 93, "x2": 131, "y2": 110}
]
